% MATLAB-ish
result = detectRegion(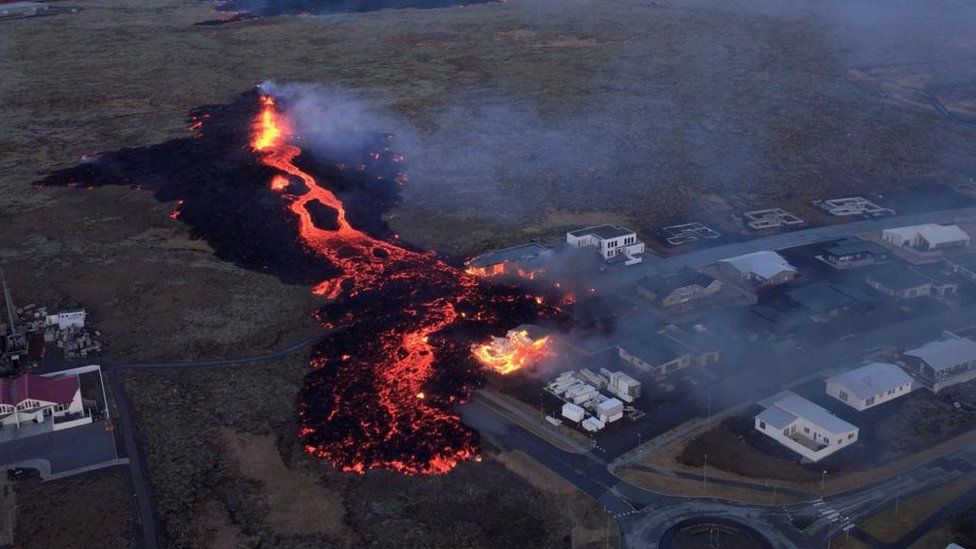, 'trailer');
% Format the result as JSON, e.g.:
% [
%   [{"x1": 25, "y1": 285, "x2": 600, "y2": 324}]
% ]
[{"x1": 561, "y1": 402, "x2": 585, "y2": 423}]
